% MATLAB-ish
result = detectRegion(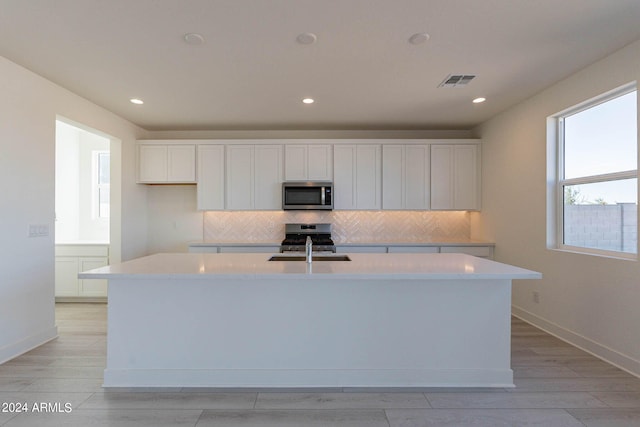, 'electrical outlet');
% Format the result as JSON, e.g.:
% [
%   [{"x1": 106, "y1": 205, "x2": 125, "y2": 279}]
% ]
[
  {"x1": 28, "y1": 224, "x2": 49, "y2": 238},
  {"x1": 532, "y1": 291, "x2": 540, "y2": 304}
]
